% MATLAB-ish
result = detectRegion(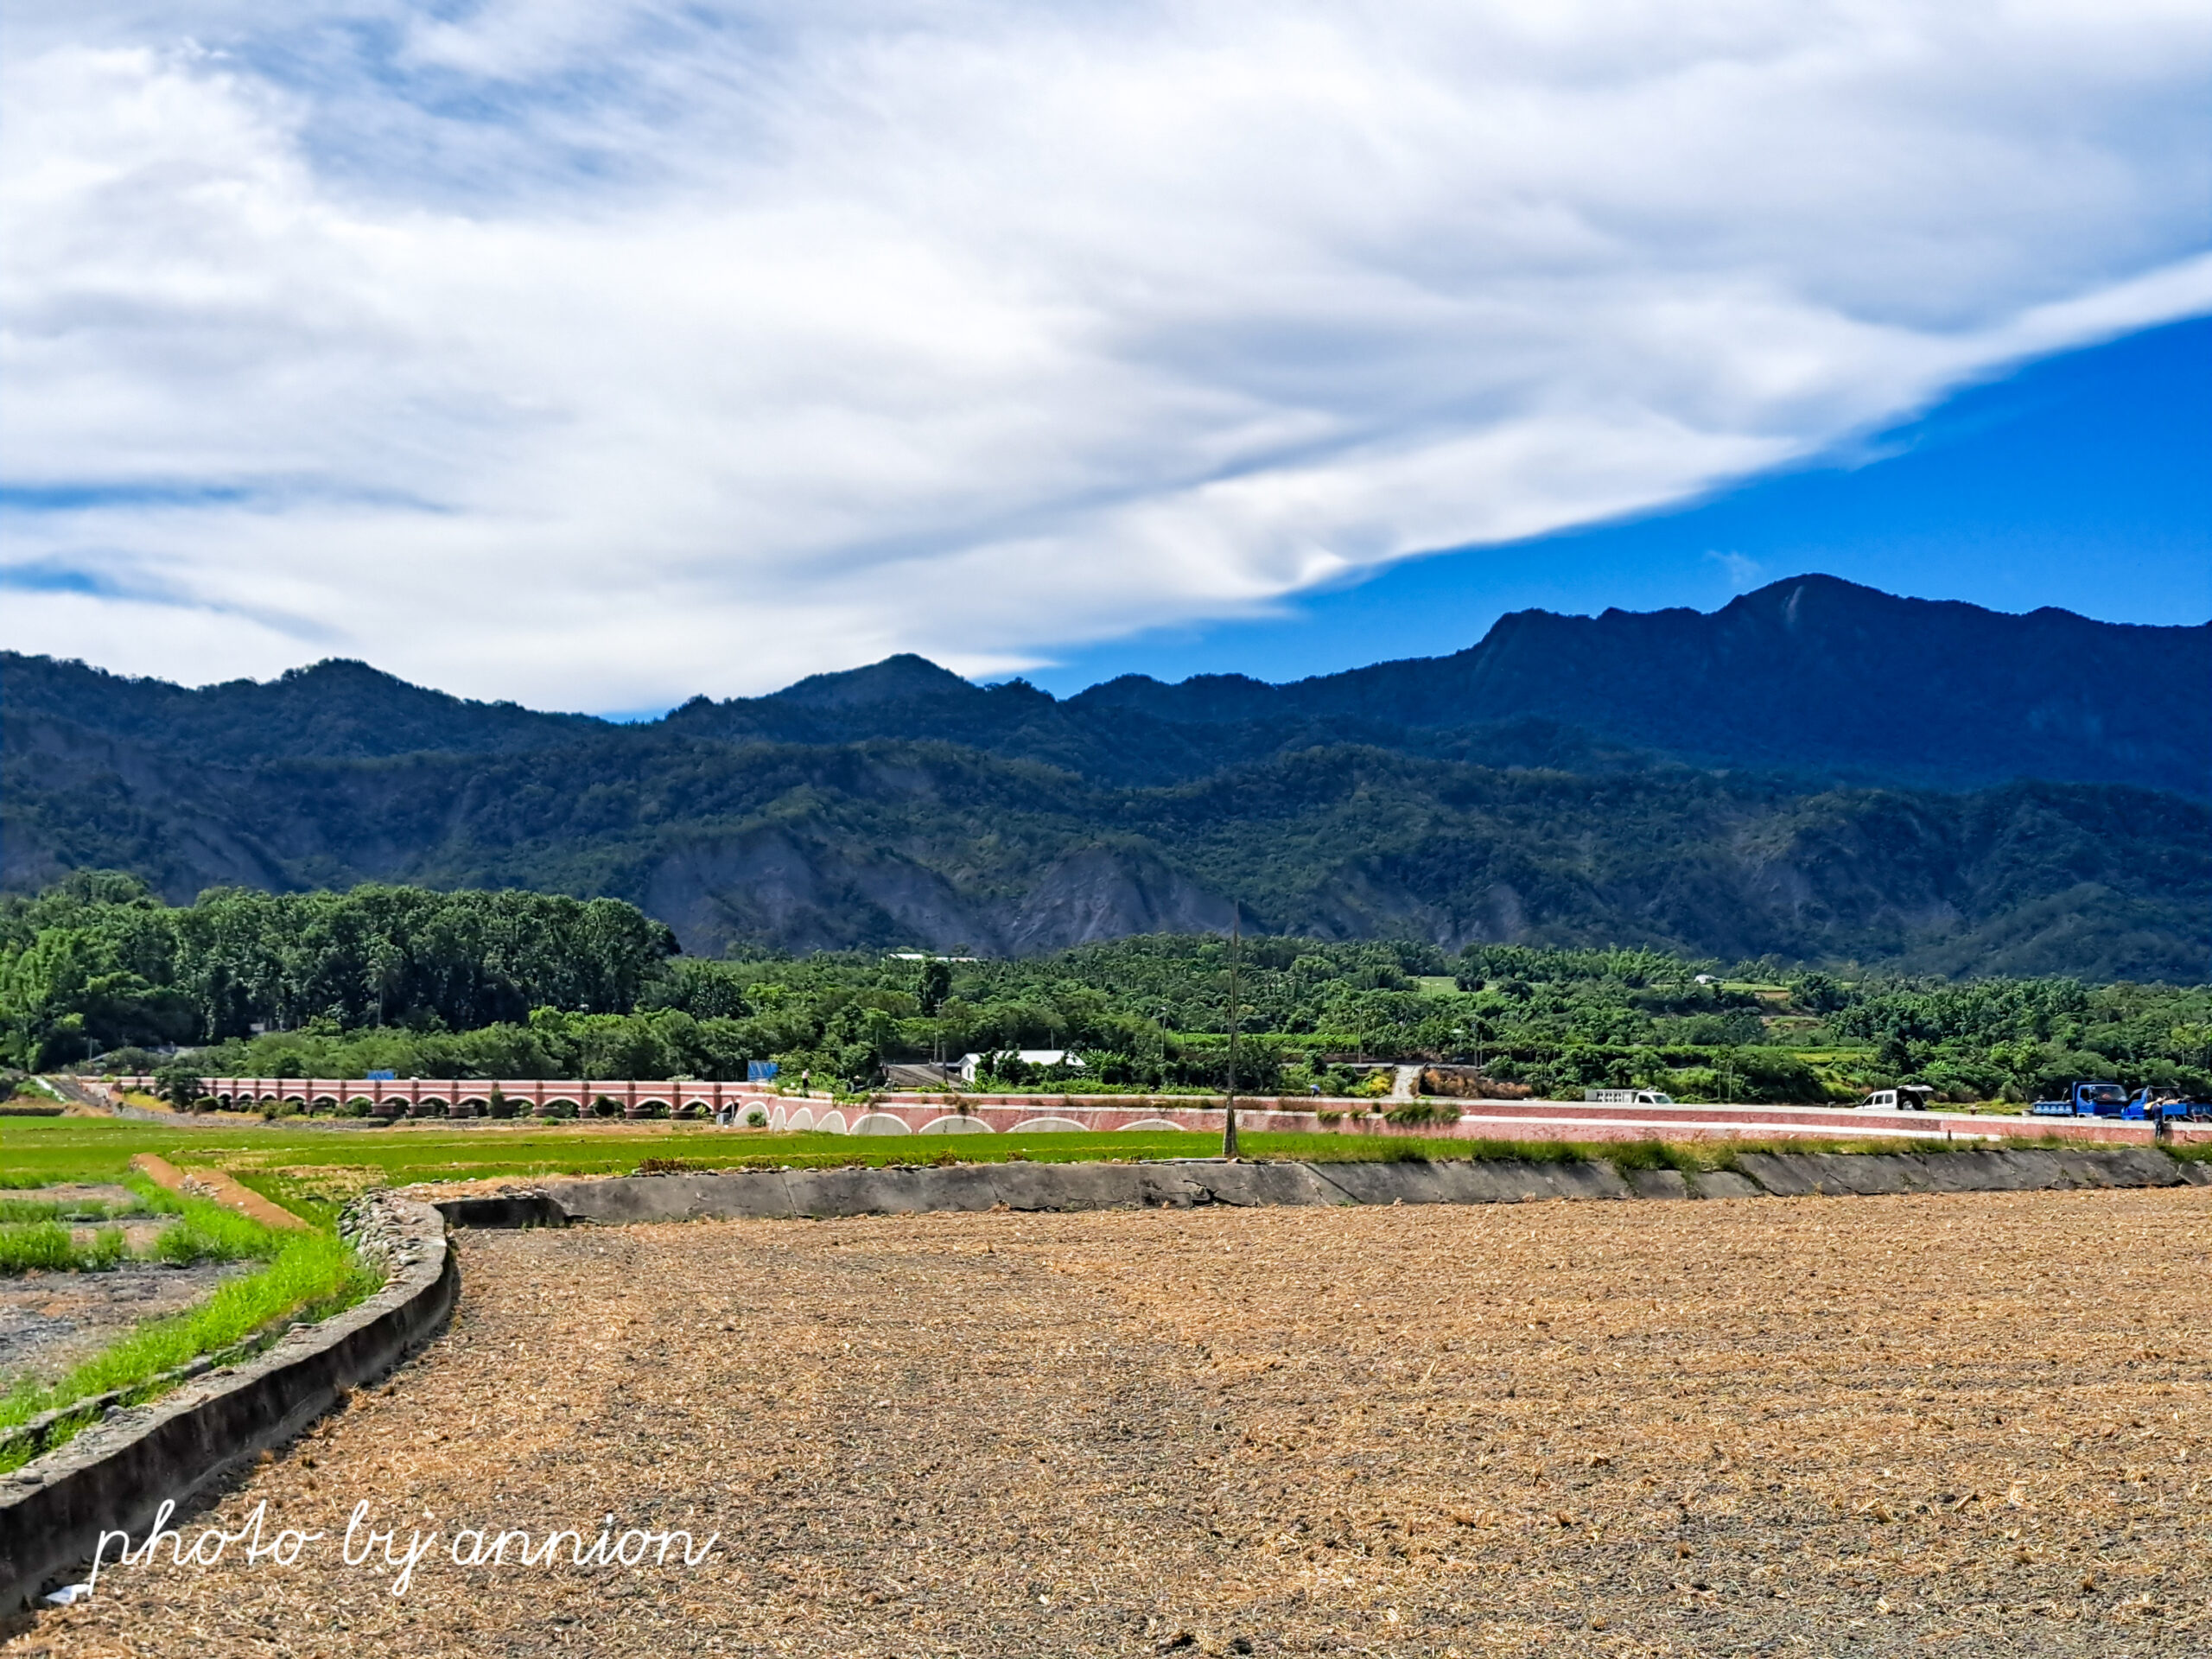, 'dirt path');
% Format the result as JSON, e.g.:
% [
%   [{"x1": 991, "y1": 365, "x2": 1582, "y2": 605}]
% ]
[
  {"x1": 129, "y1": 1154, "x2": 312, "y2": 1231},
  {"x1": 12, "y1": 1187, "x2": 2209, "y2": 1657}
]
